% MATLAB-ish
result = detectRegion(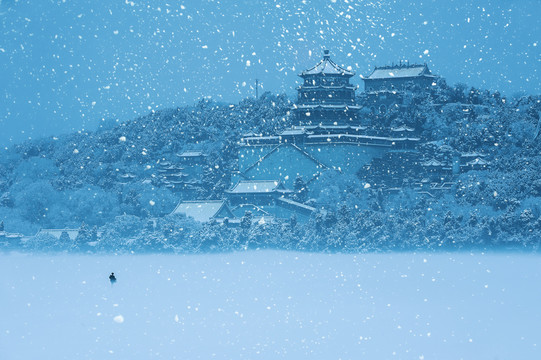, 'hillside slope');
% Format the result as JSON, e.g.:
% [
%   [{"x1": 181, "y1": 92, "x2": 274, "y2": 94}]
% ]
[{"x1": 1, "y1": 86, "x2": 541, "y2": 252}]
